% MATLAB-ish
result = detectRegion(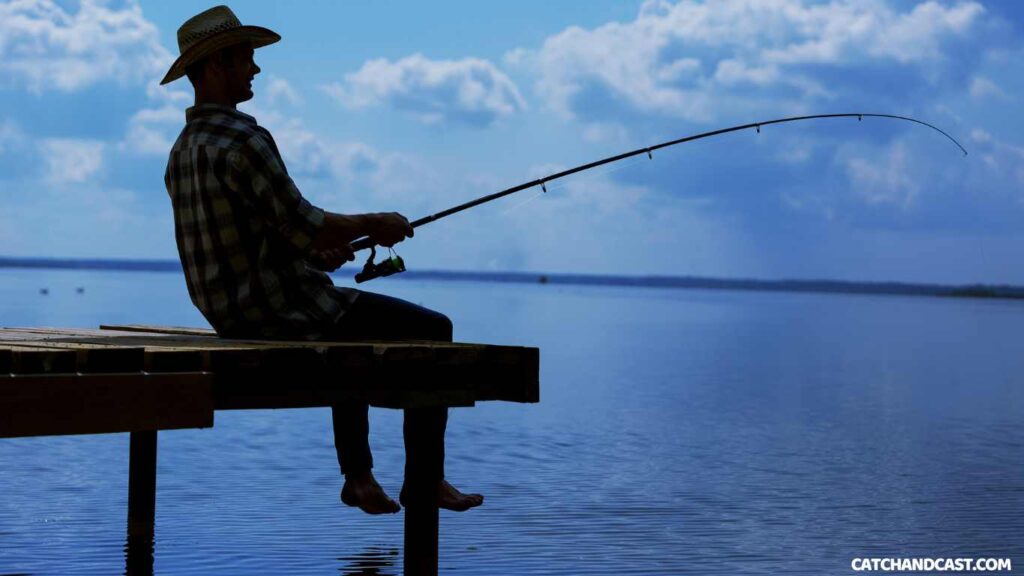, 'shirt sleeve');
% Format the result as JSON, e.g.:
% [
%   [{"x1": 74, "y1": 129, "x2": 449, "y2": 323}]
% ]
[{"x1": 226, "y1": 134, "x2": 325, "y2": 255}]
